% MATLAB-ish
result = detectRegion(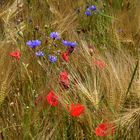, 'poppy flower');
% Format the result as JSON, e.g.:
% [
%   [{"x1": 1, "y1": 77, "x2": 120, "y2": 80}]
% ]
[
  {"x1": 94, "y1": 59, "x2": 106, "y2": 69},
  {"x1": 95, "y1": 123, "x2": 115, "y2": 137},
  {"x1": 68, "y1": 104, "x2": 85, "y2": 117},
  {"x1": 9, "y1": 50, "x2": 20, "y2": 59},
  {"x1": 59, "y1": 71, "x2": 70, "y2": 88},
  {"x1": 45, "y1": 91, "x2": 58, "y2": 106},
  {"x1": 62, "y1": 52, "x2": 69, "y2": 63}
]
